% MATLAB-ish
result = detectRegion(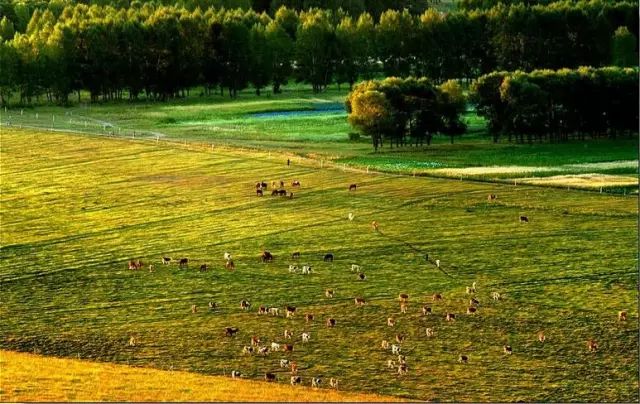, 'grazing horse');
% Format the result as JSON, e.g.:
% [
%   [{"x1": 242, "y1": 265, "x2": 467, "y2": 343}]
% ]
[
  {"x1": 488, "y1": 194, "x2": 497, "y2": 201},
  {"x1": 256, "y1": 189, "x2": 263, "y2": 196},
  {"x1": 199, "y1": 264, "x2": 208, "y2": 272},
  {"x1": 179, "y1": 258, "x2": 189, "y2": 268},
  {"x1": 520, "y1": 216, "x2": 529, "y2": 223},
  {"x1": 277, "y1": 189, "x2": 287, "y2": 196},
  {"x1": 292, "y1": 180, "x2": 301, "y2": 187},
  {"x1": 224, "y1": 327, "x2": 239, "y2": 337},
  {"x1": 128, "y1": 260, "x2": 143, "y2": 270},
  {"x1": 349, "y1": 184, "x2": 357, "y2": 191},
  {"x1": 162, "y1": 257, "x2": 171, "y2": 265},
  {"x1": 261, "y1": 251, "x2": 274, "y2": 263},
  {"x1": 292, "y1": 251, "x2": 301, "y2": 260},
  {"x1": 324, "y1": 253, "x2": 334, "y2": 262},
  {"x1": 261, "y1": 182, "x2": 268, "y2": 188}
]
